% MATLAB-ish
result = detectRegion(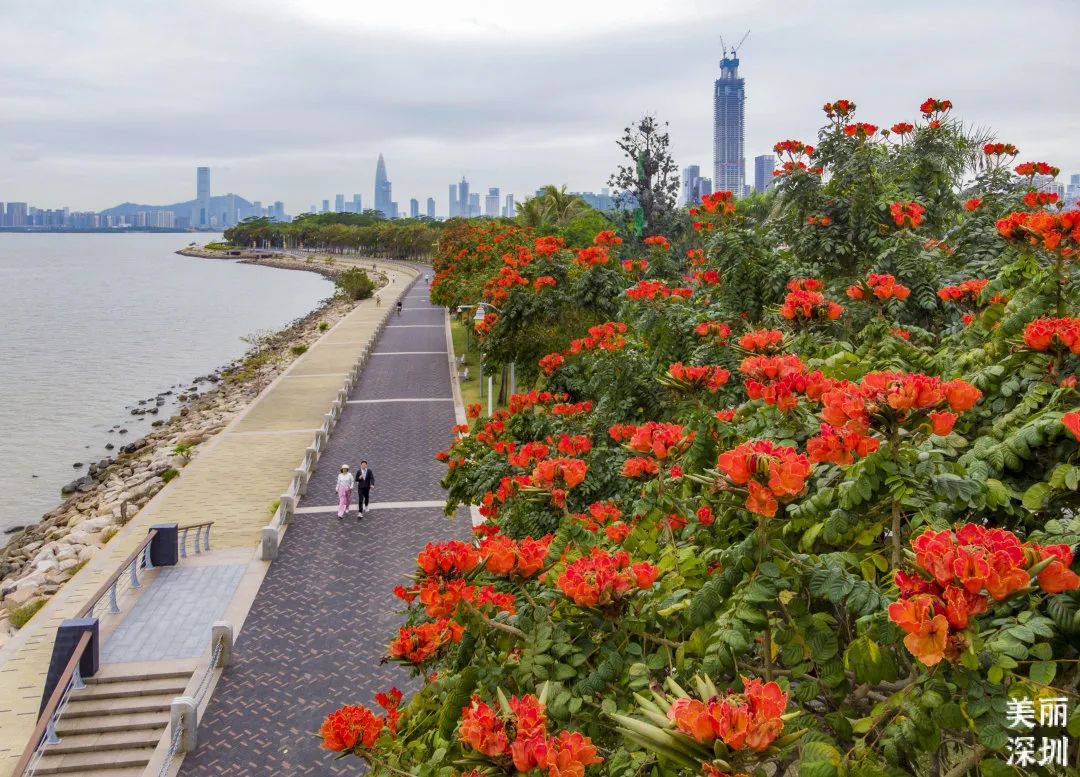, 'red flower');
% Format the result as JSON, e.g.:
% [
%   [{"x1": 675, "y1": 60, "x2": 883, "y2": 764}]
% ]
[
  {"x1": 543, "y1": 730, "x2": 603, "y2": 777},
  {"x1": 964, "y1": 197, "x2": 982, "y2": 211},
  {"x1": 644, "y1": 235, "x2": 672, "y2": 250},
  {"x1": 539, "y1": 352, "x2": 565, "y2": 375},
  {"x1": 593, "y1": 230, "x2": 622, "y2": 246},
  {"x1": 737, "y1": 329, "x2": 785, "y2": 352},
  {"x1": 666, "y1": 362, "x2": 731, "y2": 392},
  {"x1": 929, "y1": 411, "x2": 957, "y2": 436},
  {"x1": 320, "y1": 704, "x2": 386, "y2": 751},
  {"x1": 1061, "y1": 411, "x2": 1080, "y2": 440},
  {"x1": 459, "y1": 697, "x2": 509, "y2": 757},
  {"x1": 388, "y1": 619, "x2": 463, "y2": 664},
  {"x1": 666, "y1": 678, "x2": 788, "y2": 752},
  {"x1": 556, "y1": 548, "x2": 655, "y2": 607},
  {"x1": 717, "y1": 440, "x2": 812, "y2": 517},
  {"x1": 1023, "y1": 318, "x2": 1080, "y2": 353},
  {"x1": 889, "y1": 201, "x2": 926, "y2": 229}
]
